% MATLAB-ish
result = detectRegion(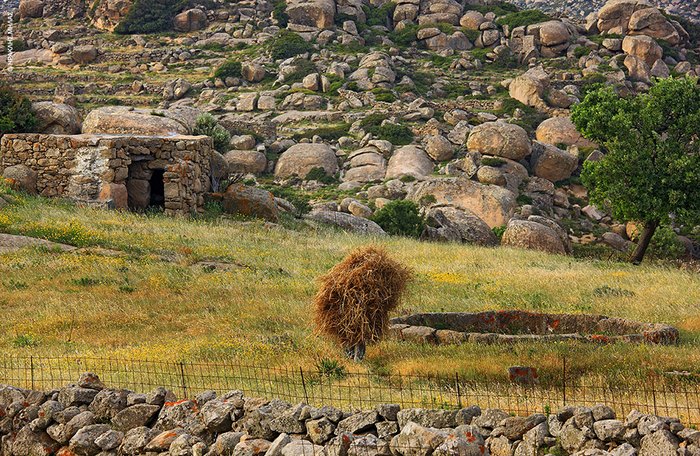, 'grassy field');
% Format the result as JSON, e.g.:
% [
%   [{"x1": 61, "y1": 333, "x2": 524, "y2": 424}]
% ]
[{"x1": 1, "y1": 182, "x2": 699, "y2": 384}]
